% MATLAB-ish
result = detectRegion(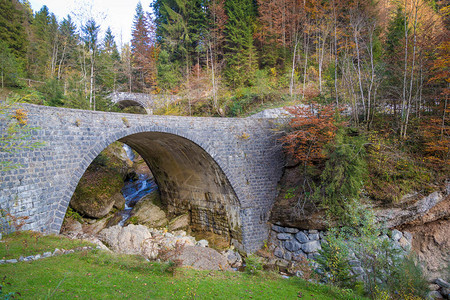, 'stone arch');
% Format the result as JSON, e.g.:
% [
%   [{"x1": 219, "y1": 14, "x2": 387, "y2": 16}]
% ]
[
  {"x1": 110, "y1": 93, "x2": 153, "y2": 114},
  {"x1": 115, "y1": 99, "x2": 149, "y2": 113},
  {"x1": 57, "y1": 127, "x2": 243, "y2": 244}
]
